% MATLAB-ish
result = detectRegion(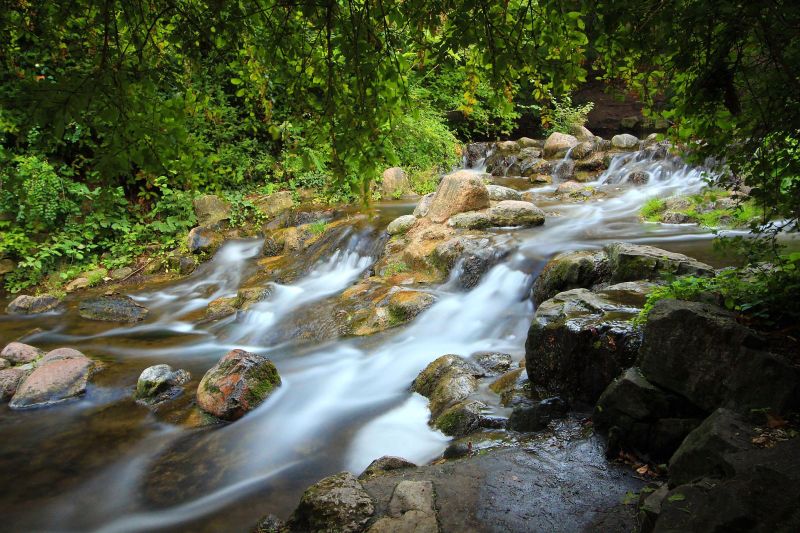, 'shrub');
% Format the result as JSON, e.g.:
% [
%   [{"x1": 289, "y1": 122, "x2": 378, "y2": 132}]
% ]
[{"x1": 543, "y1": 95, "x2": 594, "y2": 135}]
